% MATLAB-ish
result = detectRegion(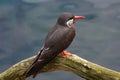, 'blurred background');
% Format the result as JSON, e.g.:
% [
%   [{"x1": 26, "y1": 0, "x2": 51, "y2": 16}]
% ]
[{"x1": 0, "y1": 0, "x2": 120, "y2": 80}]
